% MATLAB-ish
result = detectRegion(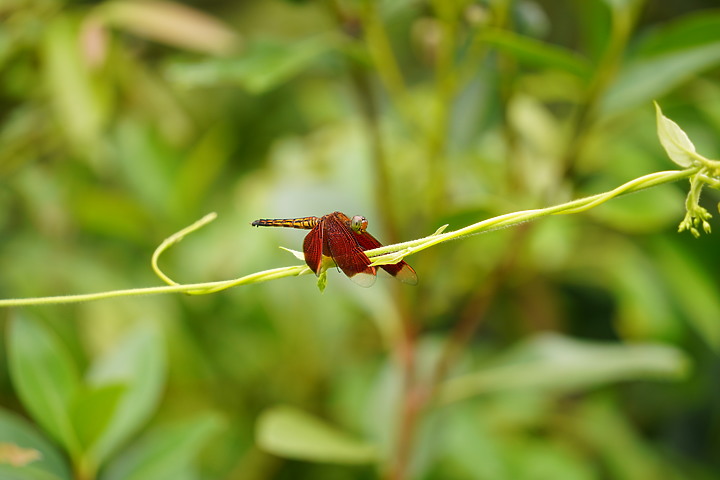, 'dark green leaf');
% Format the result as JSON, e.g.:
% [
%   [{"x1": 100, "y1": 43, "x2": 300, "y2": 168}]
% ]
[
  {"x1": 608, "y1": 250, "x2": 683, "y2": 343},
  {"x1": 85, "y1": 324, "x2": 166, "y2": 465},
  {"x1": 70, "y1": 384, "x2": 126, "y2": 451},
  {"x1": 479, "y1": 29, "x2": 592, "y2": 79},
  {"x1": 602, "y1": 42, "x2": 720, "y2": 115},
  {"x1": 634, "y1": 11, "x2": 720, "y2": 56},
  {"x1": 0, "y1": 106, "x2": 53, "y2": 176},
  {"x1": 172, "y1": 123, "x2": 233, "y2": 213},
  {"x1": 573, "y1": 399, "x2": 671, "y2": 479},
  {"x1": 166, "y1": 37, "x2": 334, "y2": 93},
  {"x1": 7, "y1": 314, "x2": 81, "y2": 455},
  {"x1": 653, "y1": 237, "x2": 720, "y2": 350},
  {"x1": 575, "y1": 0, "x2": 612, "y2": 62},
  {"x1": 0, "y1": 466, "x2": 65, "y2": 480},
  {"x1": 0, "y1": 408, "x2": 71, "y2": 480},
  {"x1": 101, "y1": 413, "x2": 223, "y2": 480}
]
